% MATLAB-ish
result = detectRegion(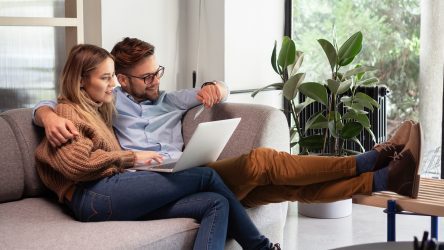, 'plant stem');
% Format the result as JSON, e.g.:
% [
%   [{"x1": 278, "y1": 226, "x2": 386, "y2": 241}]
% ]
[{"x1": 289, "y1": 100, "x2": 303, "y2": 139}]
